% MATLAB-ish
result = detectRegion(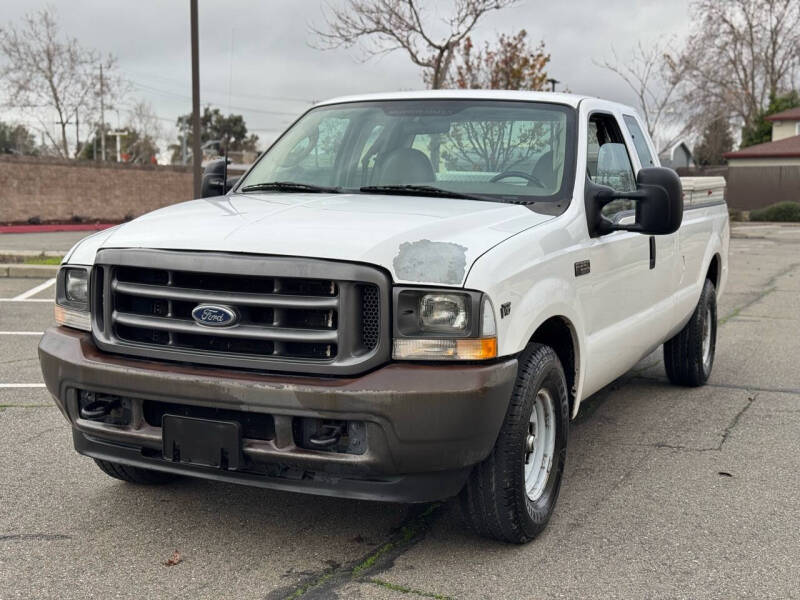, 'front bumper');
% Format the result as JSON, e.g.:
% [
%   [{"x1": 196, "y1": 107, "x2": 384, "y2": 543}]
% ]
[{"x1": 39, "y1": 327, "x2": 517, "y2": 503}]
